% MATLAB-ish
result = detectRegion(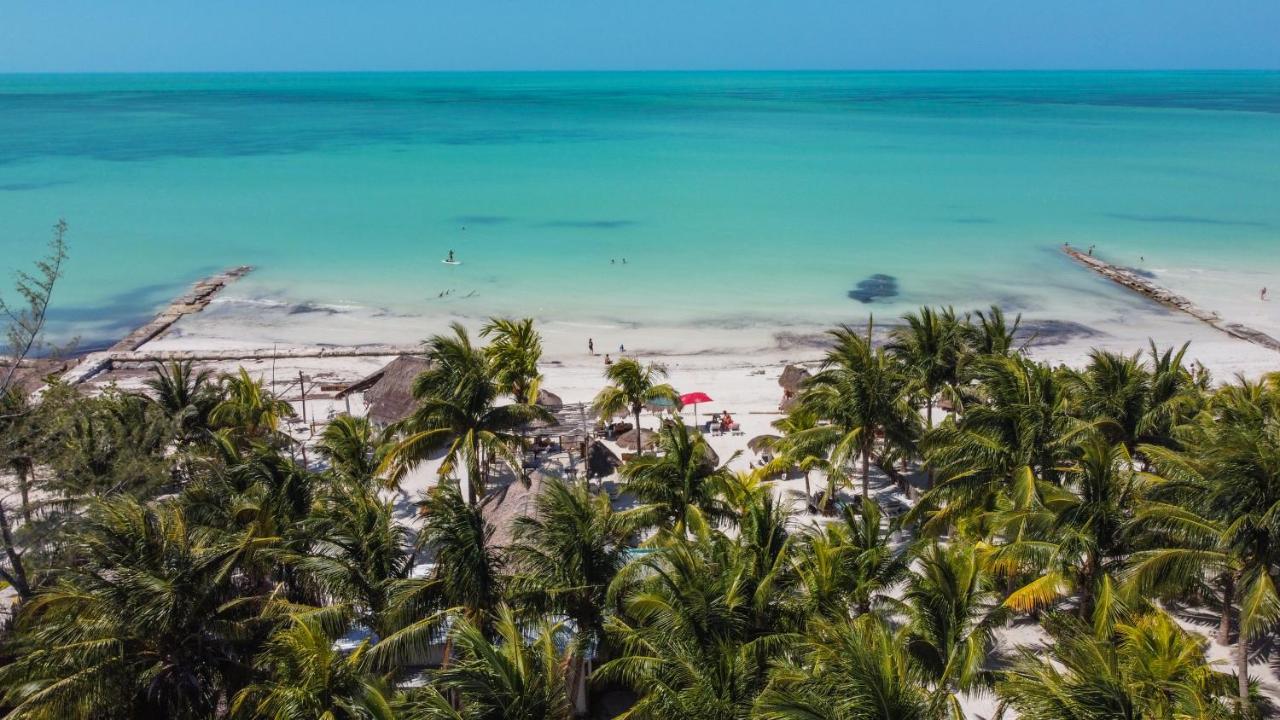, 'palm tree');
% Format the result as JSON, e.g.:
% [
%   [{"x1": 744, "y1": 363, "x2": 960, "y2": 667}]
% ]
[
  {"x1": 888, "y1": 306, "x2": 965, "y2": 429},
  {"x1": 297, "y1": 481, "x2": 415, "y2": 637},
  {"x1": 598, "y1": 527, "x2": 788, "y2": 720},
  {"x1": 787, "y1": 497, "x2": 905, "y2": 623},
  {"x1": 894, "y1": 542, "x2": 1007, "y2": 718},
  {"x1": 397, "y1": 606, "x2": 574, "y2": 720},
  {"x1": 210, "y1": 367, "x2": 295, "y2": 440},
  {"x1": 988, "y1": 438, "x2": 1149, "y2": 618},
  {"x1": 371, "y1": 482, "x2": 504, "y2": 669},
  {"x1": 317, "y1": 414, "x2": 391, "y2": 487},
  {"x1": 1128, "y1": 377, "x2": 1280, "y2": 710},
  {"x1": 508, "y1": 474, "x2": 648, "y2": 641},
  {"x1": 765, "y1": 407, "x2": 848, "y2": 512},
  {"x1": 913, "y1": 354, "x2": 1086, "y2": 533},
  {"x1": 996, "y1": 612, "x2": 1235, "y2": 720},
  {"x1": 0, "y1": 497, "x2": 267, "y2": 719},
  {"x1": 620, "y1": 420, "x2": 737, "y2": 533},
  {"x1": 592, "y1": 357, "x2": 679, "y2": 456},
  {"x1": 480, "y1": 316, "x2": 544, "y2": 404},
  {"x1": 231, "y1": 615, "x2": 395, "y2": 720},
  {"x1": 1139, "y1": 341, "x2": 1208, "y2": 451},
  {"x1": 961, "y1": 305, "x2": 1020, "y2": 359},
  {"x1": 381, "y1": 323, "x2": 551, "y2": 505},
  {"x1": 1066, "y1": 349, "x2": 1151, "y2": 450},
  {"x1": 756, "y1": 614, "x2": 936, "y2": 720},
  {"x1": 798, "y1": 322, "x2": 919, "y2": 501},
  {"x1": 507, "y1": 476, "x2": 652, "y2": 712},
  {"x1": 142, "y1": 360, "x2": 218, "y2": 445}
]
